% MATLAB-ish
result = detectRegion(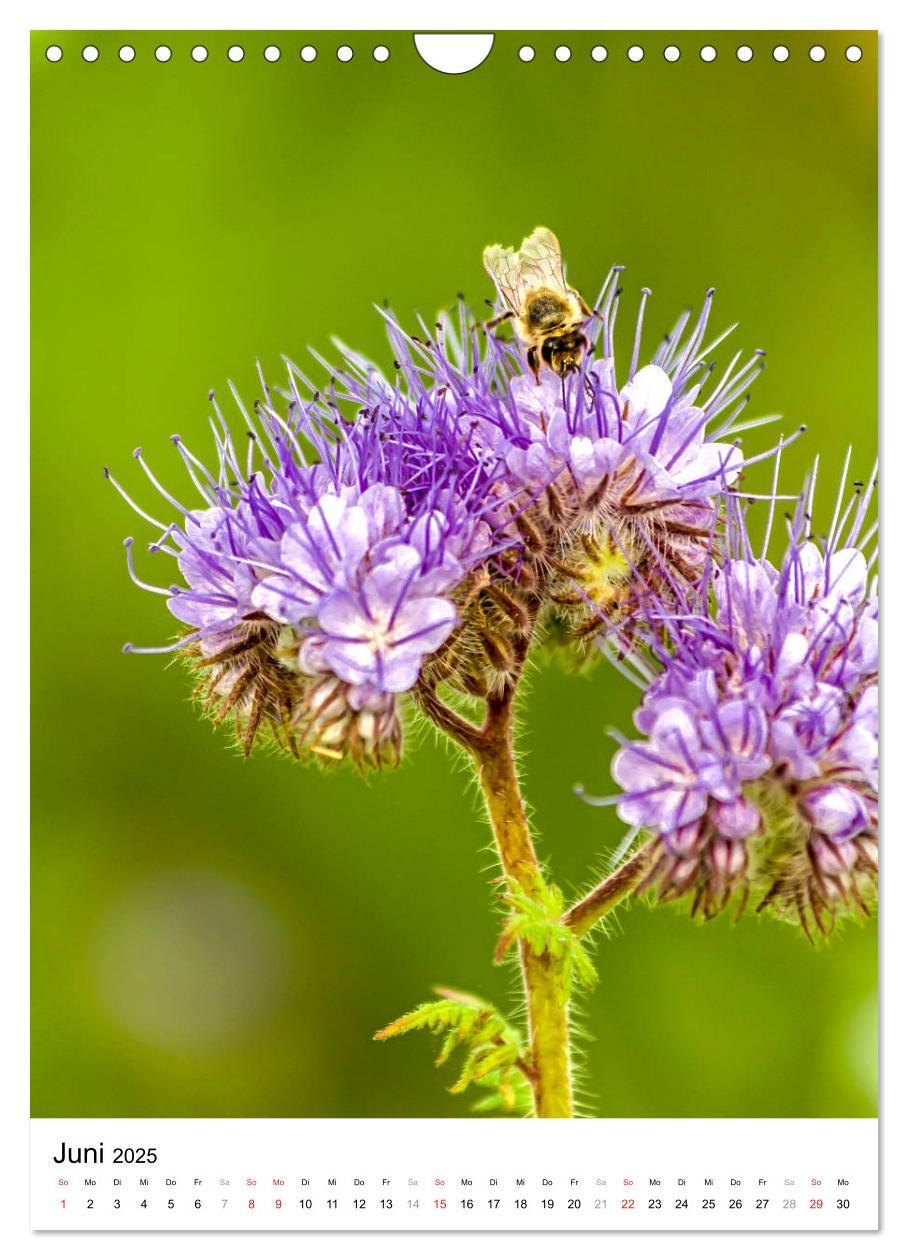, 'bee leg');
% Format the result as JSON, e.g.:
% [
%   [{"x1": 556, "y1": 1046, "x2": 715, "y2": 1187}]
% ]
[
  {"x1": 526, "y1": 346, "x2": 541, "y2": 383},
  {"x1": 573, "y1": 289, "x2": 593, "y2": 319},
  {"x1": 482, "y1": 309, "x2": 515, "y2": 333}
]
